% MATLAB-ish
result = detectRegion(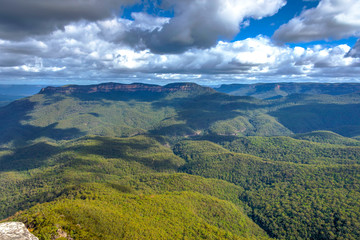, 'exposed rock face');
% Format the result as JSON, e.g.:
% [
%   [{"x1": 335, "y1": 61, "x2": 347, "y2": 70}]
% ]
[
  {"x1": 39, "y1": 82, "x2": 215, "y2": 95},
  {"x1": 0, "y1": 222, "x2": 38, "y2": 240}
]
